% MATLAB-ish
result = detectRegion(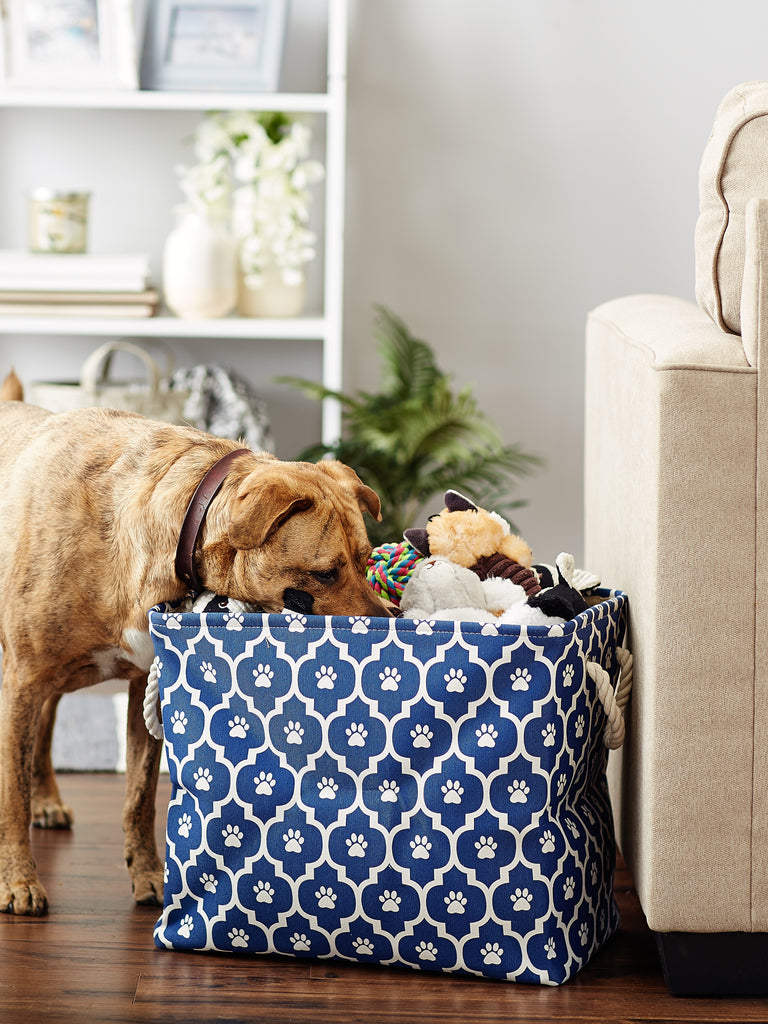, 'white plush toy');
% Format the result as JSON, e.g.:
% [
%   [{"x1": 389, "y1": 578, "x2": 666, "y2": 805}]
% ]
[{"x1": 399, "y1": 556, "x2": 565, "y2": 626}]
